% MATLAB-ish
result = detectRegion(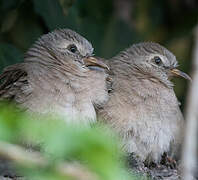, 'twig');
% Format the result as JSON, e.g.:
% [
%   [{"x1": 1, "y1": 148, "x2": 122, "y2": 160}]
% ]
[
  {"x1": 181, "y1": 25, "x2": 198, "y2": 180},
  {"x1": 0, "y1": 141, "x2": 98, "y2": 180}
]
